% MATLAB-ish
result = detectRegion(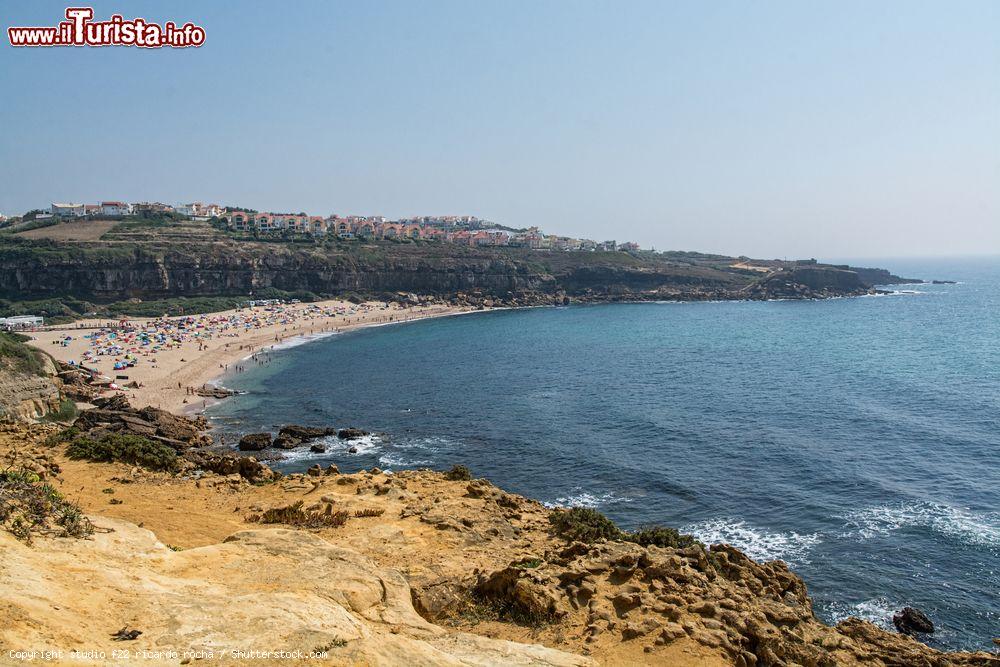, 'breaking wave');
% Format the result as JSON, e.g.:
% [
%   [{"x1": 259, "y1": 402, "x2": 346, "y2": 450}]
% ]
[
  {"x1": 839, "y1": 502, "x2": 1000, "y2": 548},
  {"x1": 544, "y1": 487, "x2": 634, "y2": 509},
  {"x1": 682, "y1": 518, "x2": 821, "y2": 566}
]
